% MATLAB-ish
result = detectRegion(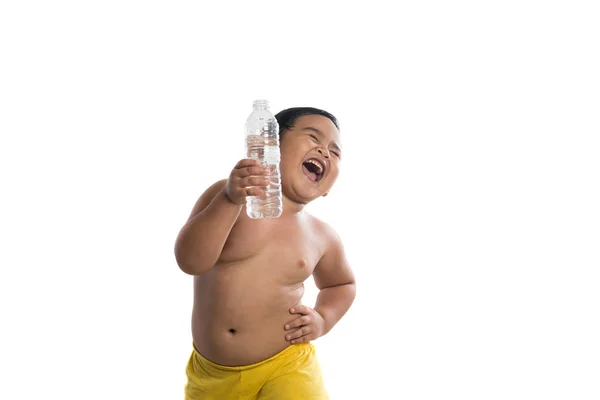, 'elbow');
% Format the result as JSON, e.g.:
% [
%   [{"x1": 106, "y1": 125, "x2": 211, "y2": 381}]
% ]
[
  {"x1": 348, "y1": 281, "x2": 357, "y2": 302},
  {"x1": 175, "y1": 257, "x2": 211, "y2": 276},
  {"x1": 174, "y1": 246, "x2": 194, "y2": 275},
  {"x1": 176, "y1": 258, "x2": 199, "y2": 275},
  {"x1": 174, "y1": 243, "x2": 211, "y2": 276},
  {"x1": 340, "y1": 281, "x2": 357, "y2": 306}
]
